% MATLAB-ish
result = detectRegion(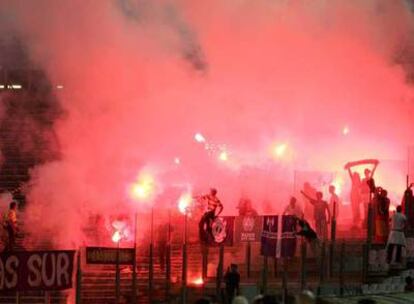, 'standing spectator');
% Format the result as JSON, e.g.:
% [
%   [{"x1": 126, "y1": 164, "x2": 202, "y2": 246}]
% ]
[
  {"x1": 156, "y1": 223, "x2": 171, "y2": 271},
  {"x1": 402, "y1": 184, "x2": 414, "y2": 233},
  {"x1": 198, "y1": 188, "x2": 223, "y2": 243},
  {"x1": 350, "y1": 172, "x2": 362, "y2": 227},
  {"x1": 283, "y1": 197, "x2": 303, "y2": 218},
  {"x1": 3, "y1": 201, "x2": 18, "y2": 252},
  {"x1": 302, "y1": 182, "x2": 317, "y2": 225},
  {"x1": 386, "y1": 205, "x2": 407, "y2": 264},
  {"x1": 405, "y1": 276, "x2": 414, "y2": 292},
  {"x1": 328, "y1": 185, "x2": 340, "y2": 220},
  {"x1": 237, "y1": 198, "x2": 258, "y2": 217},
  {"x1": 301, "y1": 191, "x2": 330, "y2": 240},
  {"x1": 361, "y1": 167, "x2": 378, "y2": 226},
  {"x1": 345, "y1": 160, "x2": 379, "y2": 228},
  {"x1": 224, "y1": 264, "x2": 240, "y2": 304},
  {"x1": 374, "y1": 188, "x2": 390, "y2": 244}
]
